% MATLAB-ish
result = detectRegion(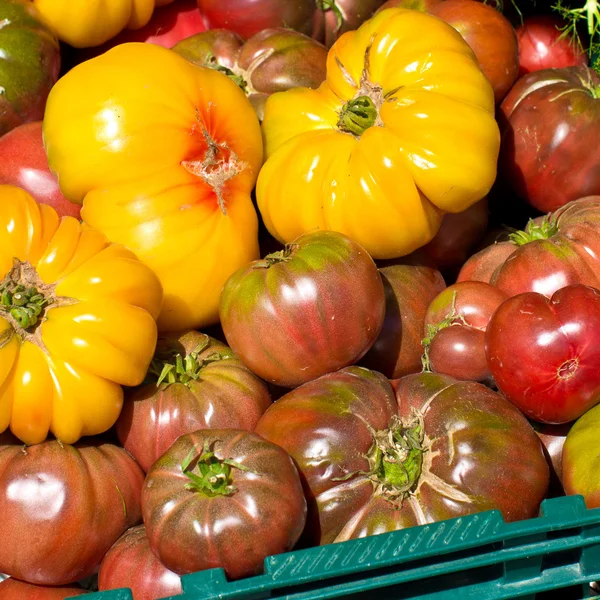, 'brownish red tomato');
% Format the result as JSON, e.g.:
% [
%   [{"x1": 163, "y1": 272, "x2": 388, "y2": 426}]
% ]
[
  {"x1": 0, "y1": 434, "x2": 144, "y2": 585},
  {"x1": 486, "y1": 284, "x2": 600, "y2": 424},
  {"x1": 219, "y1": 230, "x2": 386, "y2": 388},
  {"x1": 141, "y1": 429, "x2": 307, "y2": 579},
  {"x1": 500, "y1": 66, "x2": 600, "y2": 213},
  {"x1": 0, "y1": 121, "x2": 79, "y2": 218},
  {"x1": 533, "y1": 422, "x2": 570, "y2": 496},
  {"x1": 99, "y1": 526, "x2": 182, "y2": 600},
  {"x1": 360, "y1": 265, "x2": 446, "y2": 378},
  {"x1": 255, "y1": 367, "x2": 549, "y2": 546},
  {"x1": 0, "y1": 579, "x2": 88, "y2": 598},
  {"x1": 116, "y1": 331, "x2": 272, "y2": 472}
]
